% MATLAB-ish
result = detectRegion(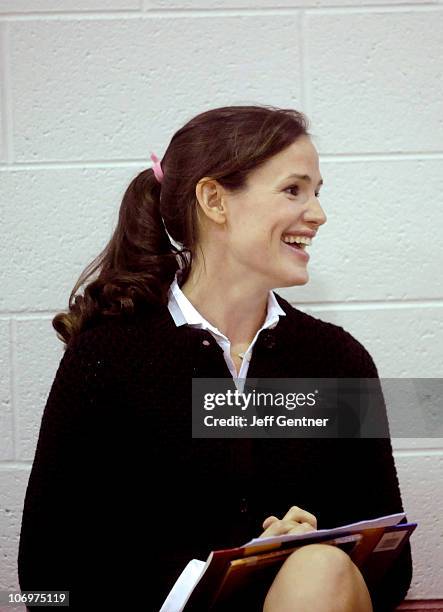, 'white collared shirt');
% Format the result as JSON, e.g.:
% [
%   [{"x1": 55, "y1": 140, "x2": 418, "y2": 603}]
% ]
[{"x1": 167, "y1": 270, "x2": 286, "y2": 391}]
